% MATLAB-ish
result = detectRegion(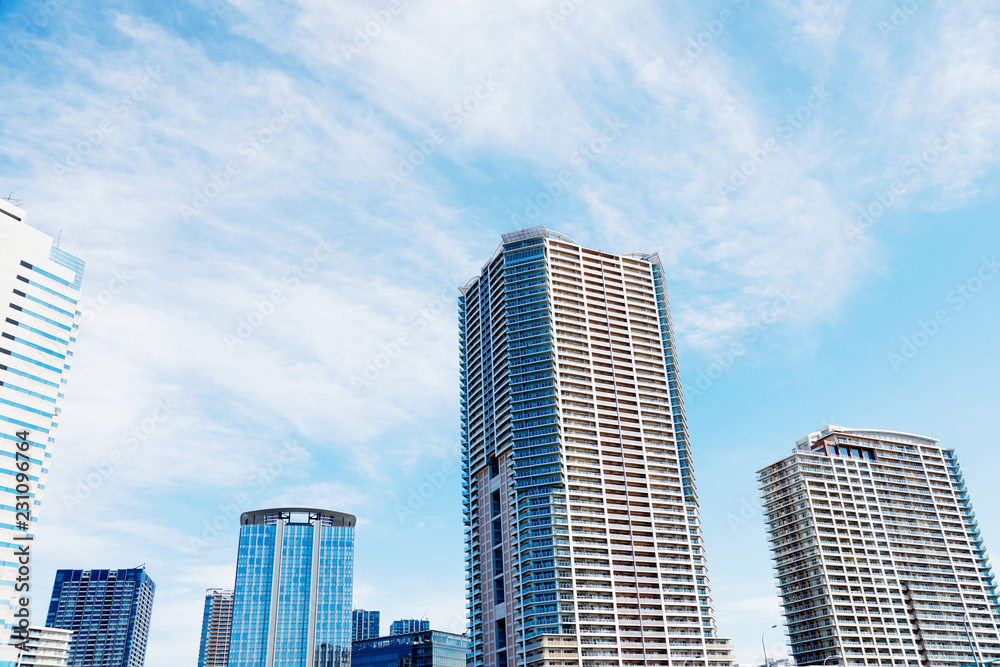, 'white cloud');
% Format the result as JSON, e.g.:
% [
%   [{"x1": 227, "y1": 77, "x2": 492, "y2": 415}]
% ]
[{"x1": 770, "y1": 0, "x2": 850, "y2": 61}]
